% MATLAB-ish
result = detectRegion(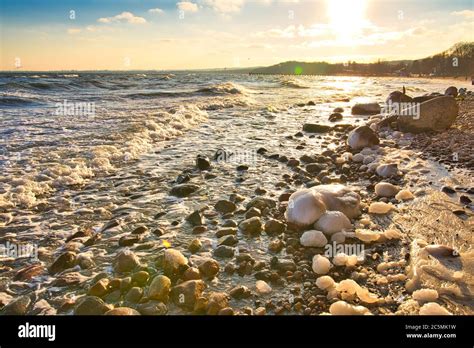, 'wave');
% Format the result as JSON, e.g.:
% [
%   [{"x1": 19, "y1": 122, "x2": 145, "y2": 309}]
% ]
[
  {"x1": 0, "y1": 96, "x2": 41, "y2": 107},
  {"x1": 280, "y1": 79, "x2": 310, "y2": 89},
  {"x1": 197, "y1": 82, "x2": 248, "y2": 95}
]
